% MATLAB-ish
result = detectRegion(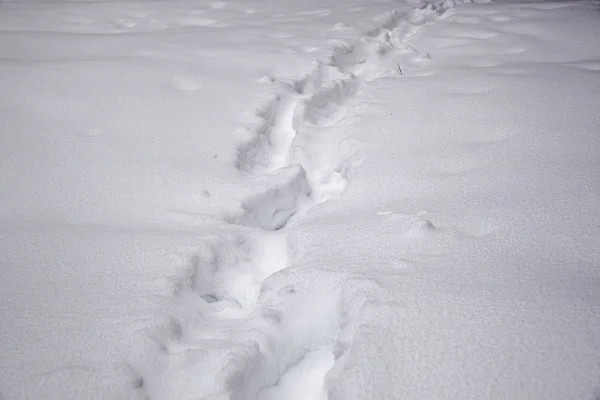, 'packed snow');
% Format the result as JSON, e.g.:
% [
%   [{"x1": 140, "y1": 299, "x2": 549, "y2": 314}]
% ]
[{"x1": 1, "y1": 0, "x2": 599, "y2": 399}]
